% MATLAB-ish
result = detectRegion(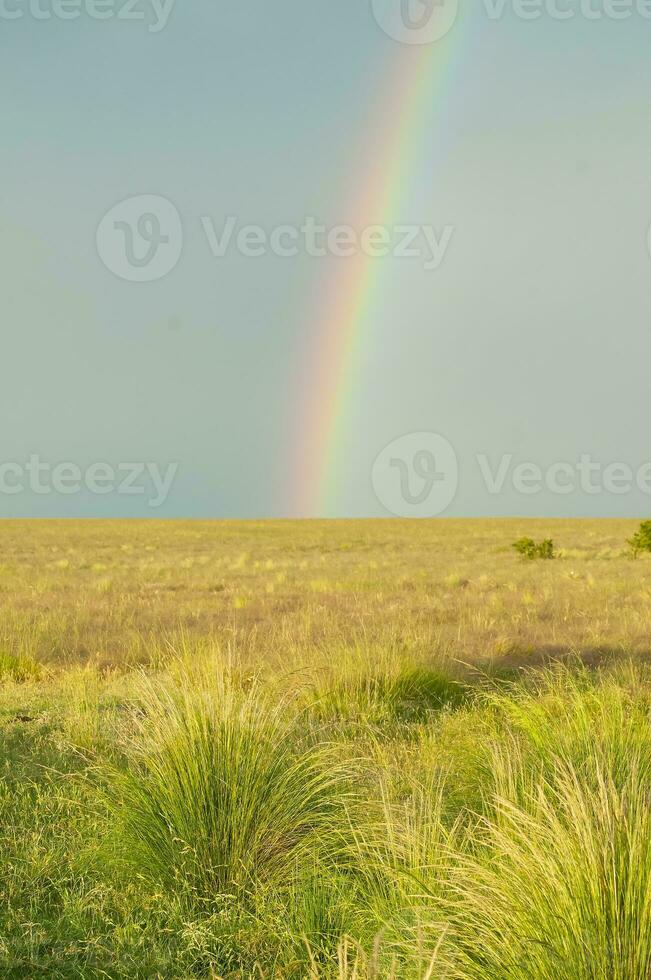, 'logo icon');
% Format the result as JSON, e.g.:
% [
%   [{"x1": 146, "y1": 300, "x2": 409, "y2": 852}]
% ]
[
  {"x1": 96, "y1": 195, "x2": 183, "y2": 282},
  {"x1": 372, "y1": 432, "x2": 458, "y2": 516},
  {"x1": 371, "y1": 0, "x2": 458, "y2": 44}
]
